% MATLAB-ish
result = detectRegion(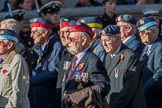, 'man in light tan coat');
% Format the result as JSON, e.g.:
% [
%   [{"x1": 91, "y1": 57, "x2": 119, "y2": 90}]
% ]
[{"x1": 0, "y1": 29, "x2": 30, "y2": 108}]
